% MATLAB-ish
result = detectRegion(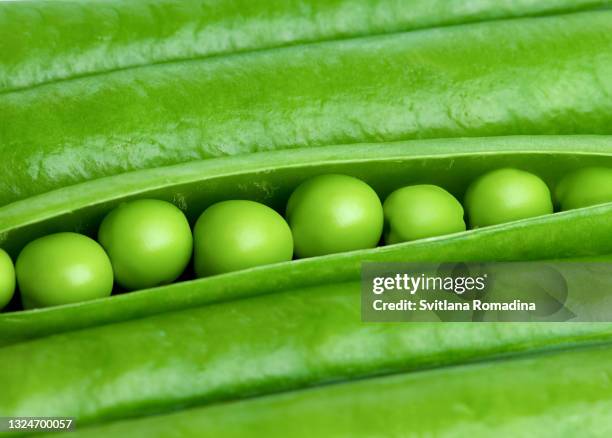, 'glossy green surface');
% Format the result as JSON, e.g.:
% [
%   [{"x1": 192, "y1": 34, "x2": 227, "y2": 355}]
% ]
[
  {"x1": 0, "y1": 249, "x2": 14, "y2": 310},
  {"x1": 383, "y1": 185, "x2": 465, "y2": 243},
  {"x1": 556, "y1": 167, "x2": 612, "y2": 211},
  {"x1": 1, "y1": 280, "x2": 612, "y2": 426},
  {"x1": 98, "y1": 199, "x2": 192, "y2": 290},
  {"x1": 4, "y1": 202, "x2": 612, "y2": 346},
  {"x1": 2, "y1": 0, "x2": 607, "y2": 93},
  {"x1": 15, "y1": 233, "x2": 113, "y2": 309},
  {"x1": 0, "y1": 137, "x2": 611, "y2": 431},
  {"x1": 1, "y1": 136, "x2": 612, "y2": 343},
  {"x1": 1, "y1": 11, "x2": 612, "y2": 206},
  {"x1": 61, "y1": 344, "x2": 612, "y2": 437},
  {"x1": 287, "y1": 175, "x2": 383, "y2": 257},
  {"x1": 465, "y1": 168, "x2": 553, "y2": 227},
  {"x1": 193, "y1": 200, "x2": 293, "y2": 276},
  {"x1": 5, "y1": 135, "x2": 609, "y2": 259},
  {"x1": 2, "y1": 3, "x2": 611, "y2": 432}
]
